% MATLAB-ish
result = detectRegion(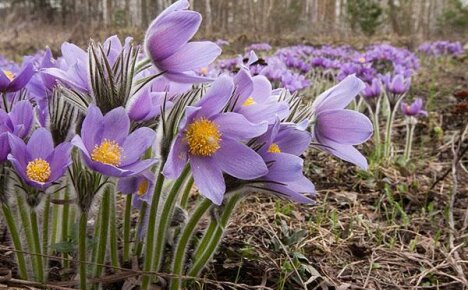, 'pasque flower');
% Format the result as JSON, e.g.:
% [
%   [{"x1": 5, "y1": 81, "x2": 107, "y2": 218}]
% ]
[
  {"x1": 0, "y1": 101, "x2": 34, "y2": 161},
  {"x1": 361, "y1": 78, "x2": 382, "y2": 100},
  {"x1": 8, "y1": 128, "x2": 72, "y2": 189},
  {"x1": 163, "y1": 75, "x2": 268, "y2": 205},
  {"x1": 117, "y1": 170, "x2": 155, "y2": 208},
  {"x1": 382, "y1": 73, "x2": 411, "y2": 95},
  {"x1": 311, "y1": 75, "x2": 373, "y2": 169},
  {"x1": 401, "y1": 98, "x2": 428, "y2": 117},
  {"x1": 0, "y1": 61, "x2": 35, "y2": 93},
  {"x1": 254, "y1": 121, "x2": 315, "y2": 203},
  {"x1": 72, "y1": 105, "x2": 157, "y2": 177},
  {"x1": 144, "y1": 0, "x2": 221, "y2": 83}
]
